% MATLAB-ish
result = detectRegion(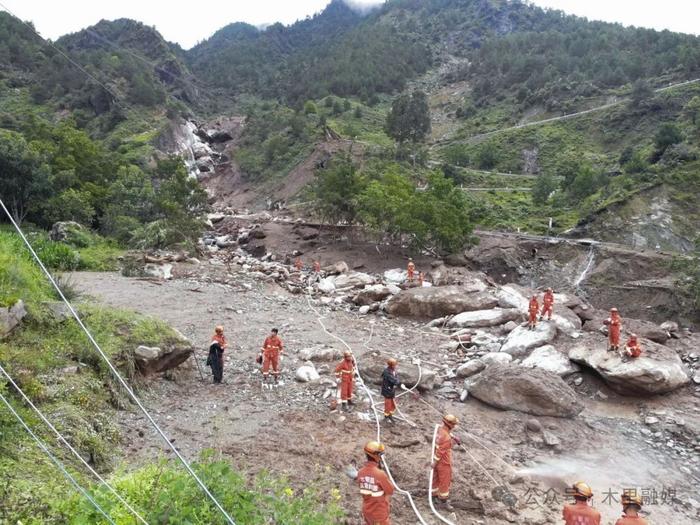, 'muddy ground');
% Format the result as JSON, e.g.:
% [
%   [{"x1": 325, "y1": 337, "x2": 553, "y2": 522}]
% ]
[{"x1": 75, "y1": 265, "x2": 700, "y2": 525}]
